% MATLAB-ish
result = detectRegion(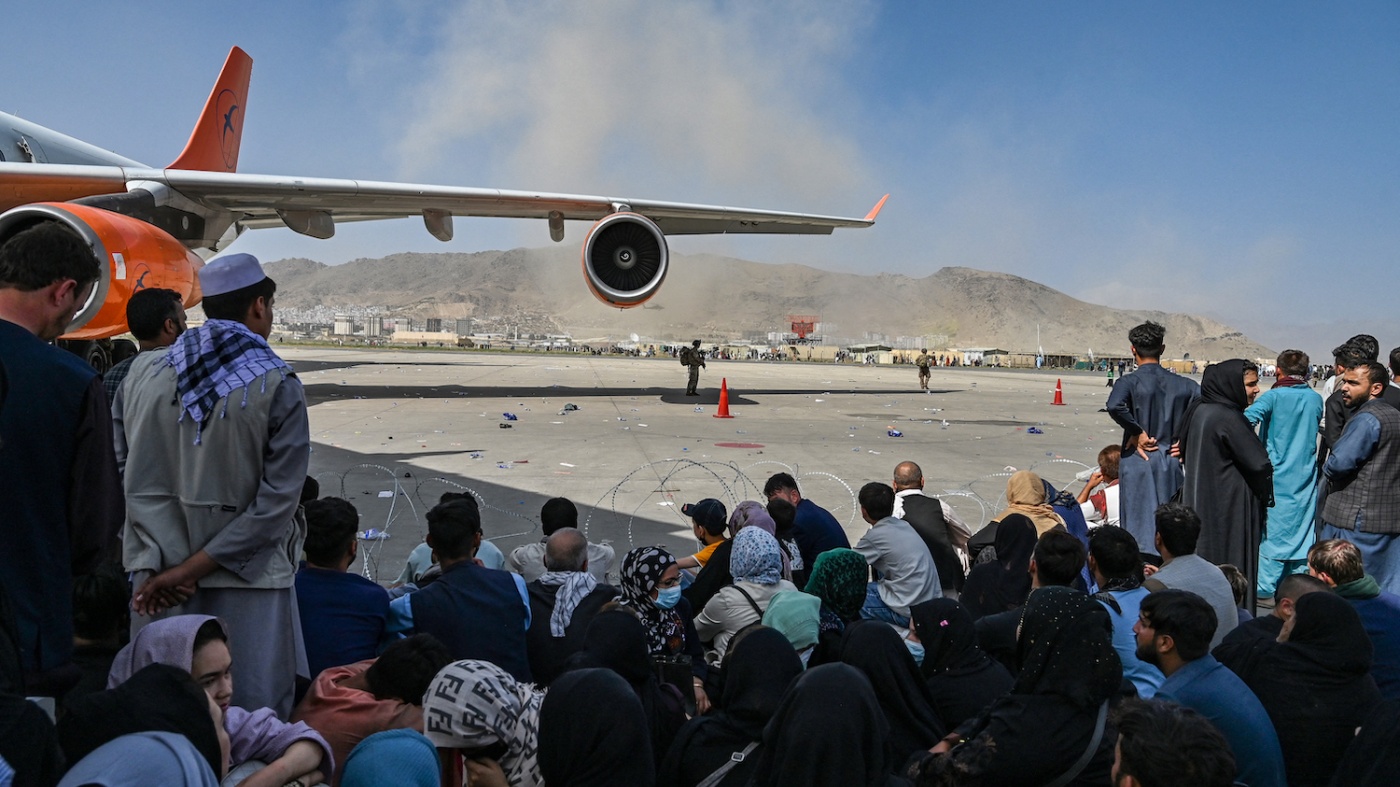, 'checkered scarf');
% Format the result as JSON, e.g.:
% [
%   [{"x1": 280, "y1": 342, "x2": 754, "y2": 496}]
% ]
[
  {"x1": 538, "y1": 570, "x2": 598, "y2": 637},
  {"x1": 165, "y1": 319, "x2": 288, "y2": 443}
]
